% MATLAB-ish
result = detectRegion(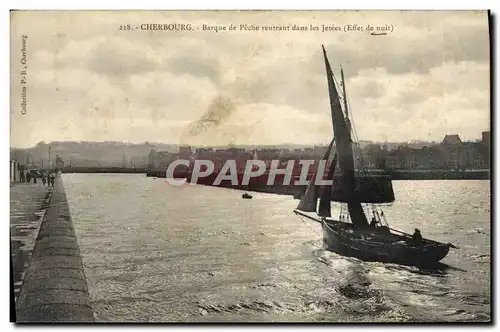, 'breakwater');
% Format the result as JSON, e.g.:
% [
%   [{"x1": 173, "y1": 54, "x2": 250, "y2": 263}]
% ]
[
  {"x1": 386, "y1": 170, "x2": 490, "y2": 180},
  {"x1": 145, "y1": 169, "x2": 490, "y2": 197},
  {"x1": 62, "y1": 167, "x2": 147, "y2": 174},
  {"x1": 146, "y1": 169, "x2": 304, "y2": 196},
  {"x1": 146, "y1": 169, "x2": 490, "y2": 181},
  {"x1": 15, "y1": 175, "x2": 94, "y2": 322}
]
